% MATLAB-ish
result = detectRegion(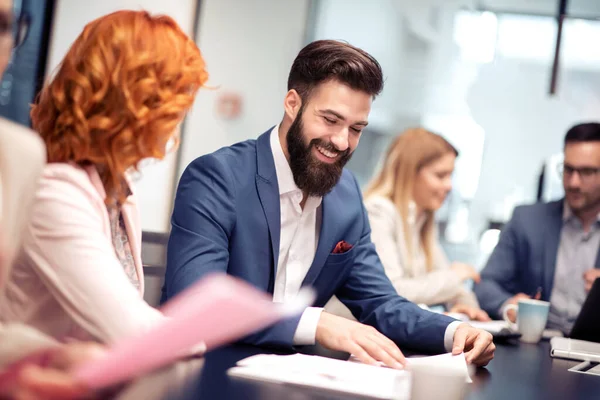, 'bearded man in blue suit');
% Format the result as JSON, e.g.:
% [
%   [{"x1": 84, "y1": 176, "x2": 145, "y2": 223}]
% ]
[{"x1": 162, "y1": 40, "x2": 494, "y2": 367}]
